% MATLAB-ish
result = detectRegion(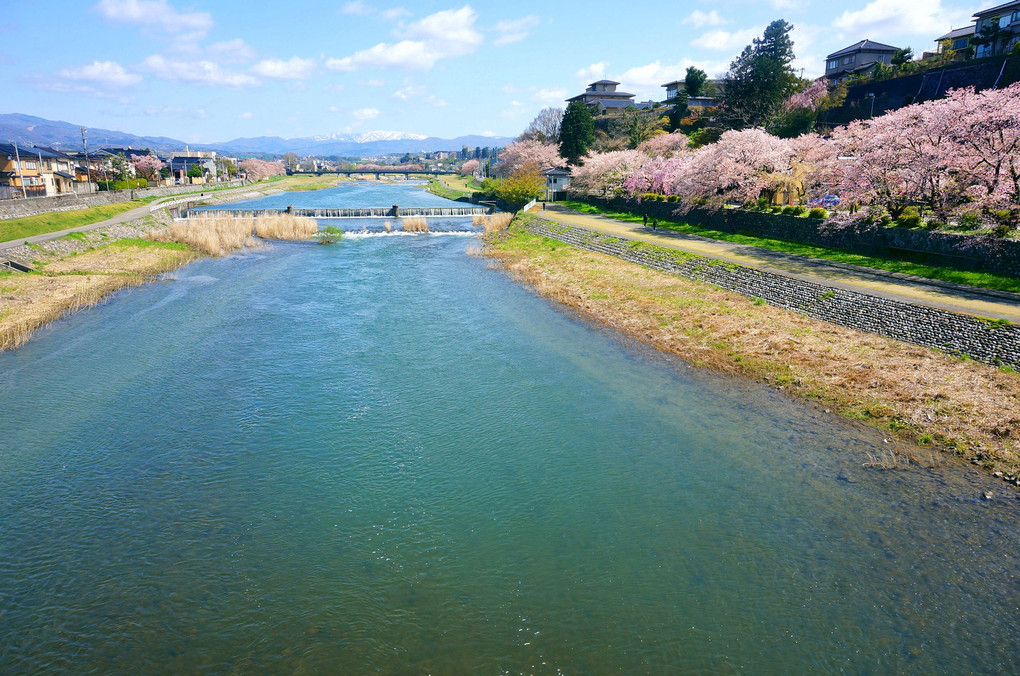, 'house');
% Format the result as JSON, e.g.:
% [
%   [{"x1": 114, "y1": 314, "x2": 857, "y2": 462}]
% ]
[
  {"x1": 660, "y1": 81, "x2": 721, "y2": 110},
  {"x1": 567, "y1": 80, "x2": 639, "y2": 114},
  {"x1": 824, "y1": 40, "x2": 901, "y2": 82},
  {"x1": 169, "y1": 150, "x2": 218, "y2": 183},
  {"x1": 934, "y1": 25, "x2": 977, "y2": 55},
  {"x1": 541, "y1": 167, "x2": 571, "y2": 201},
  {"x1": 972, "y1": 1, "x2": 1020, "y2": 57},
  {"x1": 0, "y1": 143, "x2": 83, "y2": 199}
]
